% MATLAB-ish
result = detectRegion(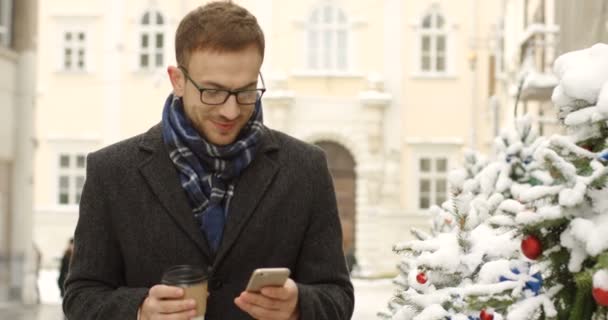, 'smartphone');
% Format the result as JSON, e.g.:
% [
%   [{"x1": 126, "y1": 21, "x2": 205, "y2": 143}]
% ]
[{"x1": 245, "y1": 268, "x2": 291, "y2": 293}]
